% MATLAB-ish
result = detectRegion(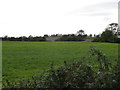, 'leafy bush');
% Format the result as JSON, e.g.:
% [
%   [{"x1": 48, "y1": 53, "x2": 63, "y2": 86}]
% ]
[{"x1": 3, "y1": 47, "x2": 120, "y2": 88}]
